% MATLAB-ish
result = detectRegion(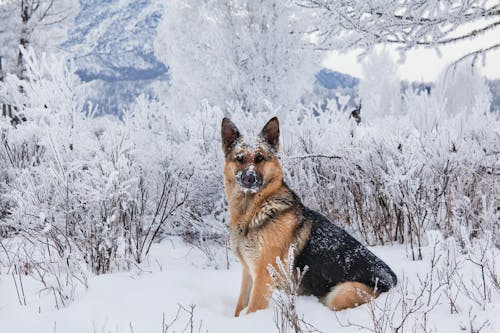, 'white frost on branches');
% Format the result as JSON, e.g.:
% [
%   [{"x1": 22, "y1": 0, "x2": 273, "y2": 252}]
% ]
[{"x1": 297, "y1": 0, "x2": 500, "y2": 63}]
